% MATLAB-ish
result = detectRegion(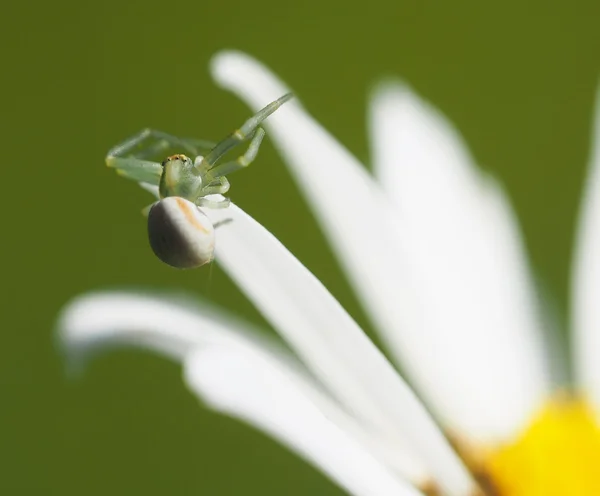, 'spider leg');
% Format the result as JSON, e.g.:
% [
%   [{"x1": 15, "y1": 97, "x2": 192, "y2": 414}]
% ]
[
  {"x1": 198, "y1": 93, "x2": 293, "y2": 169},
  {"x1": 181, "y1": 137, "x2": 218, "y2": 154},
  {"x1": 107, "y1": 128, "x2": 154, "y2": 158},
  {"x1": 107, "y1": 129, "x2": 218, "y2": 185},
  {"x1": 199, "y1": 177, "x2": 231, "y2": 196},
  {"x1": 196, "y1": 196, "x2": 231, "y2": 209},
  {"x1": 141, "y1": 202, "x2": 158, "y2": 217},
  {"x1": 106, "y1": 156, "x2": 163, "y2": 185},
  {"x1": 205, "y1": 128, "x2": 265, "y2": 179},
  {"x1": 135, "y1": 130, "x2": 215, "y2": 158},
  {"x1": 108, "y1": 128, "x2": 215, "y2": 161}
]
